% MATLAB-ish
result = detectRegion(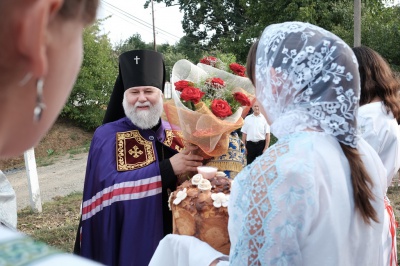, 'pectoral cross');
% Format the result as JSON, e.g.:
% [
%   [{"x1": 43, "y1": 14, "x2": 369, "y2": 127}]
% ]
[
  {"x1": 128, "y1": 145, "x2": 143, "y2": 158},
  {"x1": 134, "y1": 56, "x2": 140, "y2": 64}
]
